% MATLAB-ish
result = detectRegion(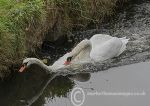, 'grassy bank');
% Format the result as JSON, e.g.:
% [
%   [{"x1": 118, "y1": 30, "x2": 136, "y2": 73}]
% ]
[
  {"x1": 0, "y1": 0, "x2": 45, "y2": 79},
  {"x1": 0, "y1": 0, "x2": 127, "y2": 79}
]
